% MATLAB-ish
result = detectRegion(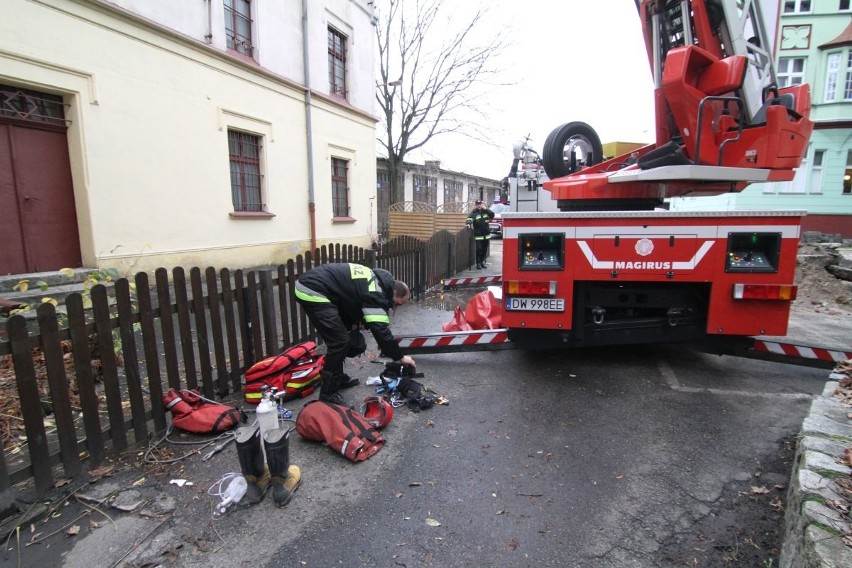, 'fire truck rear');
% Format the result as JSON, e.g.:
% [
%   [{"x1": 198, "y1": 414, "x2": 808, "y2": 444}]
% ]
[{"x1": 500, "y1": 0, "x2": 814, "y2": 349}]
